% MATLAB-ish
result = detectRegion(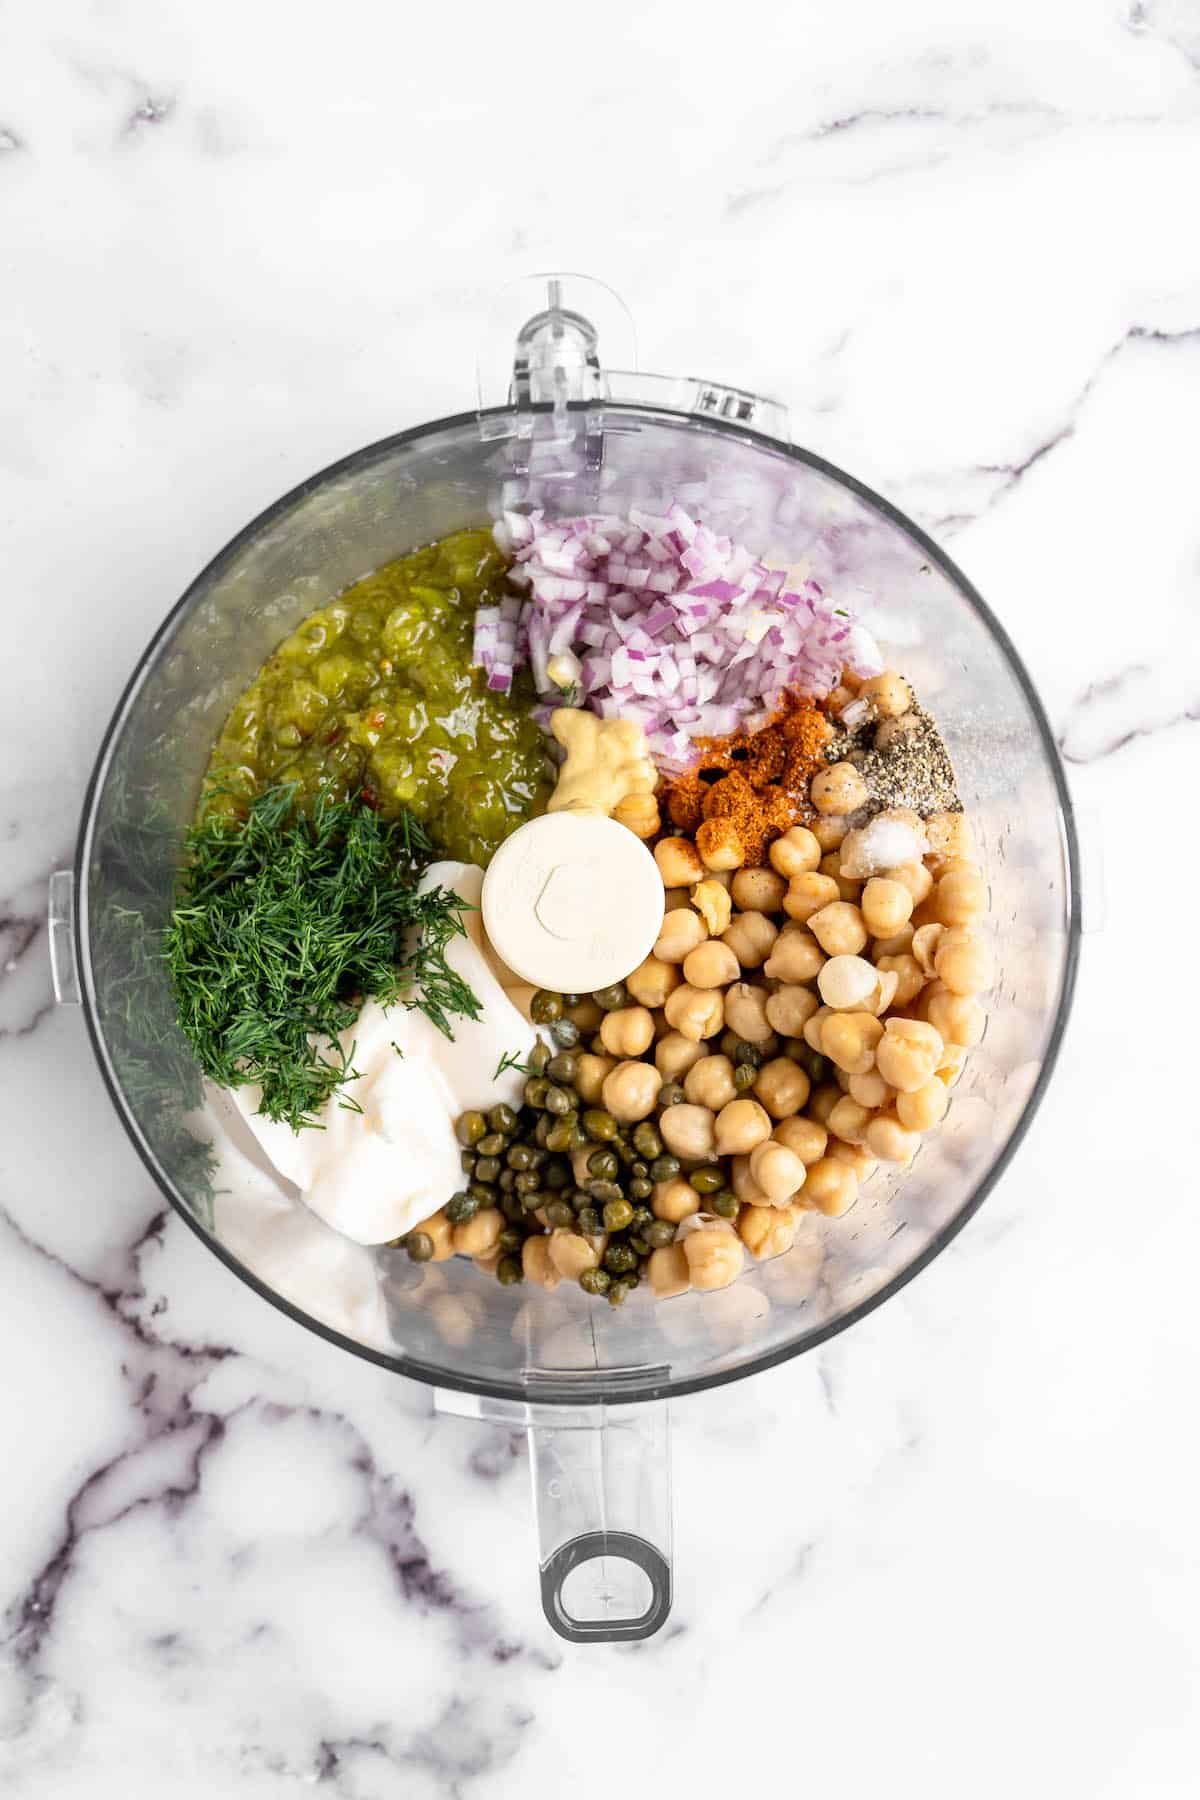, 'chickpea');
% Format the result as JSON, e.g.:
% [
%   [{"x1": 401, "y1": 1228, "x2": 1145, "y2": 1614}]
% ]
[
  {"x1": 808, "y1": 1082, "x2": 842, "y2": 1126},
  {"x1": 774, "y1": 1115, "x2": 828, "y2": 1164},
  {"x1": 715, "y1": 1096, "x2": 773, "y2": 1155},
  {"x1": 452, "y1": 1206, "x2": 504, "y2": 1258},
  {"x1": 927, "y1": 990, "x2": 986, "y2": 1048},
  {"x1": 803, "y1": 1006, "x2": 832, "y2": 1053},
  {"x1": 763, "y1": 925, "x2": 824, "y2": 984},
  {"x1": 765, "y1": 984, "x2": 820, "y2": 1038},
  {"x1": 660, "y1": 1102, "x2": 717, "y2": 1161},
  {"x1": 819, "y1": 851, "x2": 862, "y2": 904},
  {"x1": 937, "y1": 1042, "x2": 967, "y2": 1086},
  {"x1": 653, "y1": 907, "x2": 708, "y2": 964},
  {"x1": 821, "y1": 1010, "x2": 884, "y2": 1075},
  {"x1": 809, "y1": 899, "x2": 869, "y2": 958},
  {"x1": 860, "y1": 876, "x2": 914, "y2": 940},
  {"x1": 896, "y1": 1078, "x2": 950, "y2": 1132},
  {"x1": 911, "y1": 922, "x2": 946, "y2": 976},
  {"x1": 826, "y1": 1141, "x2": 877, "y2": 1184},
  {"x1": 600, "y1": 1005, "x2": 656, "y2": 1057},
  {"x1": 849, "y1": 1066, "x2": 893, "y2": 1109},
  {"x1": 875, "y1": 953, "x2": 924, "y2": 1010},
  {"x1": 769, "y1": 825, "x2": 822, "y2": 878},
  {"x1": 739, "y1": 1204, "x2": 798, "y2": 1262},
  {"x1": 722, "y1": 910, "x2": 779, "y2": 970},
  {"x1": 548, "y1": 1229, "x2": 602, "y2": 1279},
  {"x1": 430, "y1": 1292, "x2": 482, "y2": 1347},
  {"x1": 692, "y1": 878, "x2": 733, "y2": 936},
  {"x1": 731, "y1": 867, "x2": 788, "y2": 913},
  {"x1": 721, "y1": 982, "x2": 772, "y2": 1045},
  {"x1": 682, "y1": 939, "x2": 739, "y2": 990},
  {"x1": 655, "y1": 1031, "x2": 707, "y2": 1080},
  {"x1": 818, "y1": 953, "x2": 878, "y2": 1010},
  {"x1": 811, "y1": 761, "x2": 868, "y2": 816},
  {"x1": 753, "y1": 1058, "x2": 810, "y2": 1120},
  {"x1": 935, "y1": 865, "x2": 987, "y2": 926},
  {"x1": 872, "y1": 922, "x2": 915, "y2": 959},
  {"x1": 749, "y1": 1139, "x2": 807, "y2": 1204},
  {"x1": 886, "y1": 861, "x2": 934, "y2": 905},
  {"x1": 567, "y1": 996, "x2": 605, "y2": 1036},
  {"x1": 859, "y1": 669, "x2": 911, "y2": 718},
  {"x1": 652, "y1": 1176, "x2": 701, "y2": 1224},
  {"x1": 413, "y1": 1206, "x2": 455, "y2": 1262},
  {"x1": 601, "y1": 1059, "x2": 663, "y2": 1122},
  {"x1": 570, "y1": 1052, "x2": 613, "y2": 1105},
  {"x1": 681, "y1": 1219, "x2": 744, "y2": 1291},
  {"x1": 811, "y1": 815, "x2": 848, "y2": 851},
  {"x1": 913, "y1": 978, "x2": 948, "y2": 1022},
  {"x1": 731, "y1": 1154, "x2": 770, "y2": 1204},
  {"x1": 783, "y1": 871, "x2": 841, "y2": 923},
  {"x1": 875, "y1": 1018, "x2": 945, "y2": 1092},
  {"x1": 934, "y1": 927, "x2": 993, "y2": 996},
  {"x1": 801, "y1": 1158, "x2": 858, "y2": 1216},
  {"x1": 522, "y1": 1233, "x2": 561, "y2": 1290},
  {"x1": 925, "y1": 810, "x2": 976, "y2": 863},
  {"x1": 654, "y1": 836, "x2": 704, "y2": 887},
  {"x1": 625, "y1": 954, "x2": 681, "y2": 1009},
  {"x1": 663, "y1": 983, "x2": 725, "y2": 1042},
  {"x1": 684, "y1": 1054, "x2": 737, "y2": 1110},
  {"x1": 873, "y1": 712, "x2": 920, "y2": 752},
  {"x1": 695, "y1": 817, "x2": 746, "y2": 871},
  {"x1": 612, "y1": 792, "x2": 660, "y2": 839},
  {"x1": 865, "y1": 1113, "x2": 921, "y2": 1164},
  {"x1": 827, "y1": 1095, "x2": 872, "y2": 1146},
  {"x1": 646, "y1": 1243, "x2": 691, "y2": 1297}
]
